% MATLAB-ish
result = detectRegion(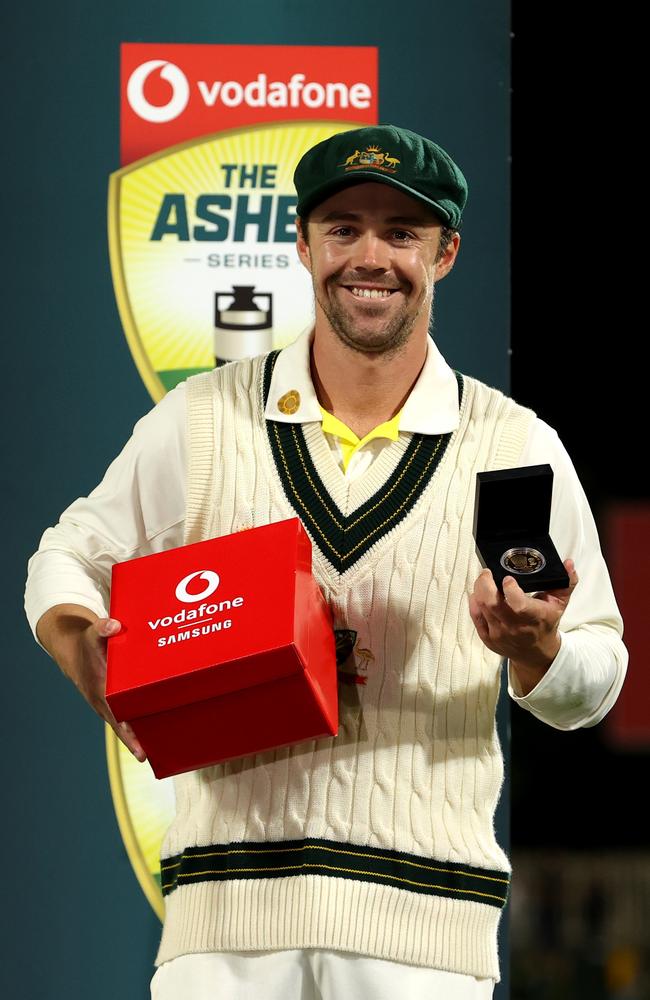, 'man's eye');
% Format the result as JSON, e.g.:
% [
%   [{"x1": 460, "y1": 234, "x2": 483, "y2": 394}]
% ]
[
  {"x1": 332, "y1": 227, "x2": 354, "y2": 237},
  {"x1": 392, "y1": 230, "x2": 413, "y2": 242}
]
